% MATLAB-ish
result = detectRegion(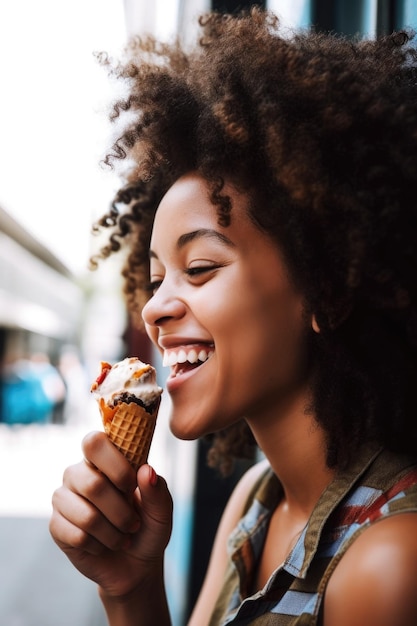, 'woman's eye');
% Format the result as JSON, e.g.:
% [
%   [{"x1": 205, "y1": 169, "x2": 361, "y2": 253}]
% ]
[
  {"x1": 186, "y1": 266, "x2": 211, "y2": 276},
  {"x1": 185, "y1": 264, "x2": 220, "y2": 280},
  {"x1": 147, "y1": 279, "x2": 163, "y2": 294}
]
